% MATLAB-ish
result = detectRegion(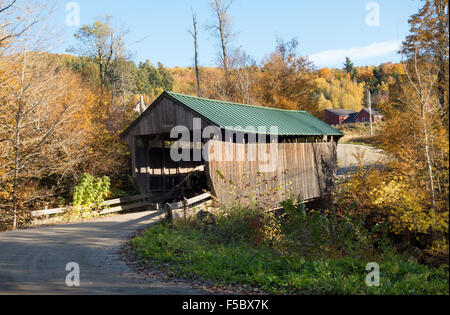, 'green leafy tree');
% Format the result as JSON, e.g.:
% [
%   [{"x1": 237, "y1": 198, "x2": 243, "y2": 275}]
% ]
[
  {"x1": 68, "y1": 15, "x2": 132, "y2": 107},
  {"x1": 135, "y1": 60, "x2": 174, "y2": 98}
]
